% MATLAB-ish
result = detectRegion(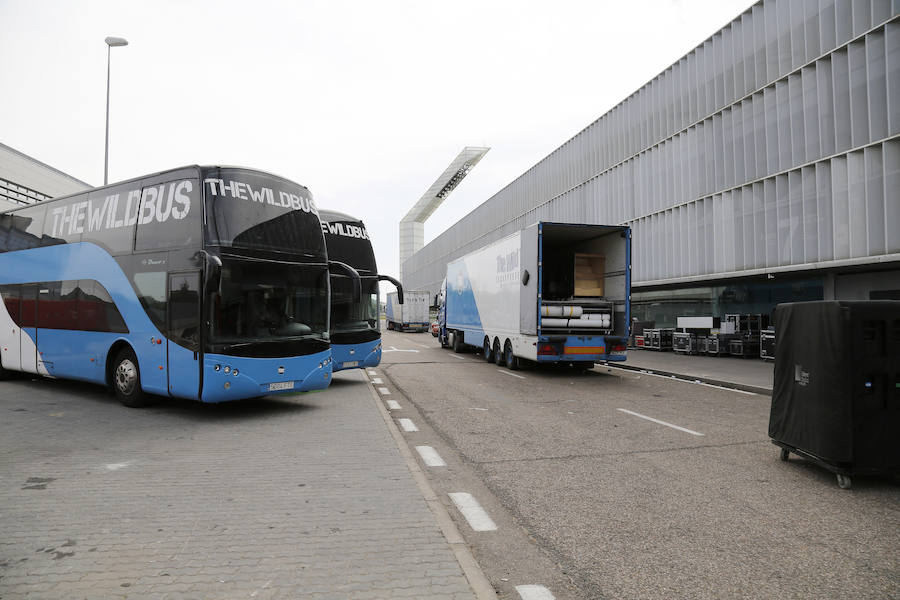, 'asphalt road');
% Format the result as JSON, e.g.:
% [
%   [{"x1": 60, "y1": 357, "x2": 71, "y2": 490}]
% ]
[{"x1": 377, "y1": 329, "x2": 900, "y2": 600}]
